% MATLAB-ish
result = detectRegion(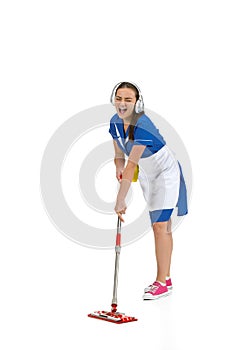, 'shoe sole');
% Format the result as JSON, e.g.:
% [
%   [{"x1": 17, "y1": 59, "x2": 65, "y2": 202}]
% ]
[
  {"x1": 144, "y1": 285, "x2": 173, "y2": 293},
  {"x1": 143, "y1": 290, "x2": 172, "y2": 300}
]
